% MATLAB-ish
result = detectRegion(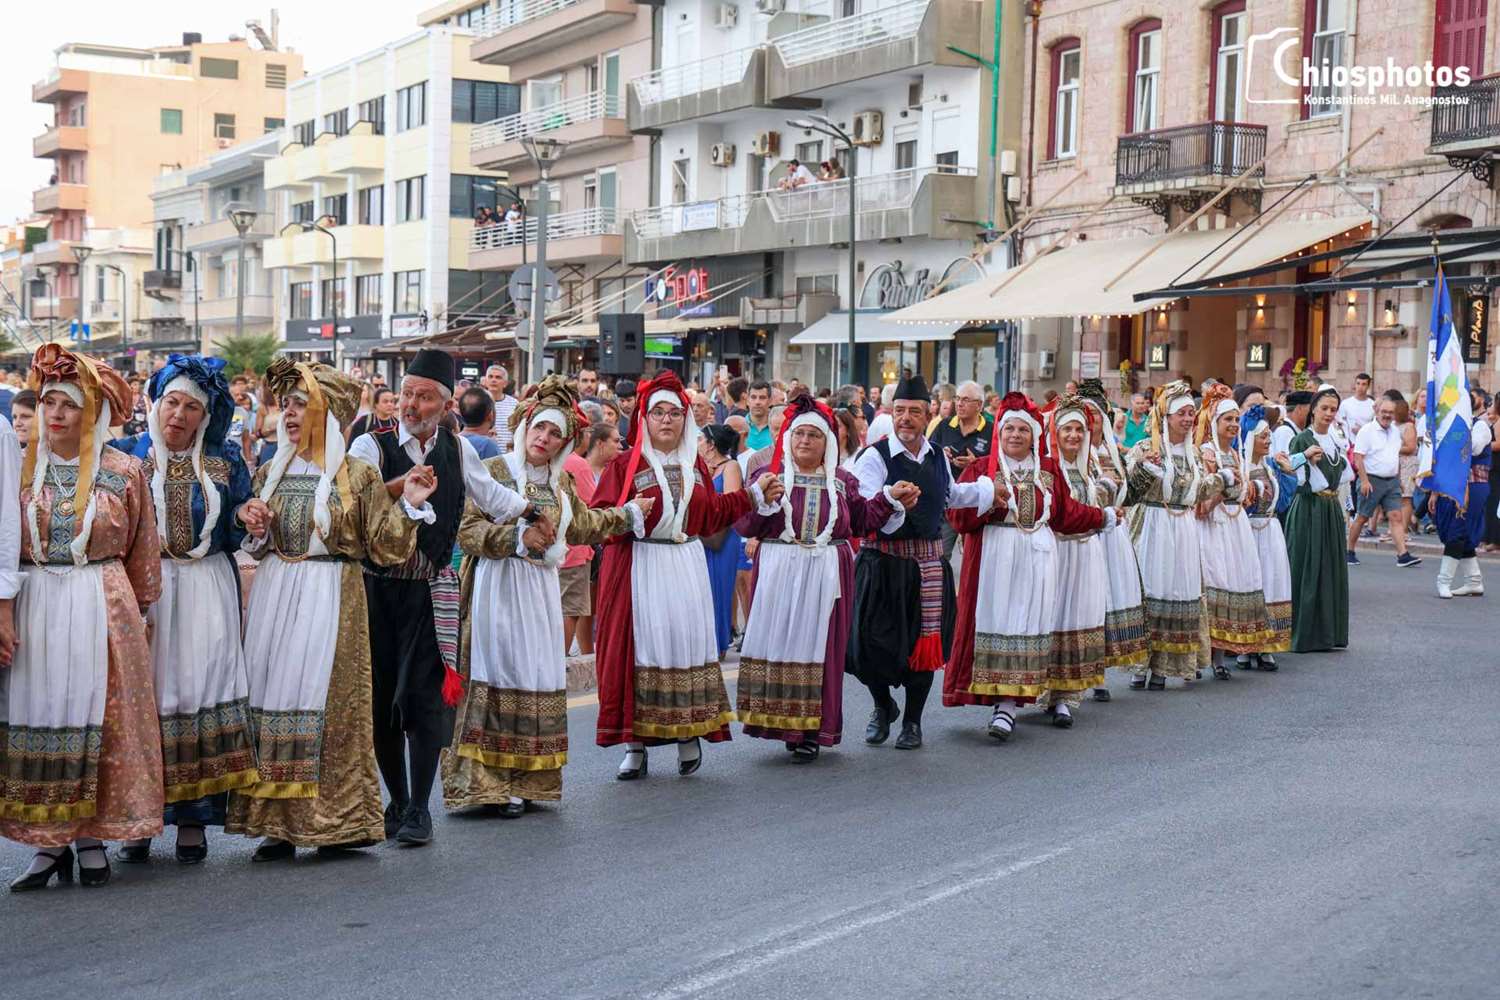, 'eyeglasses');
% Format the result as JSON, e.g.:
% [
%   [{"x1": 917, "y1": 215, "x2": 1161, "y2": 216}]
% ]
[{"x1": 647, "y1": 407, "x2": 684, "y2": 421}]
